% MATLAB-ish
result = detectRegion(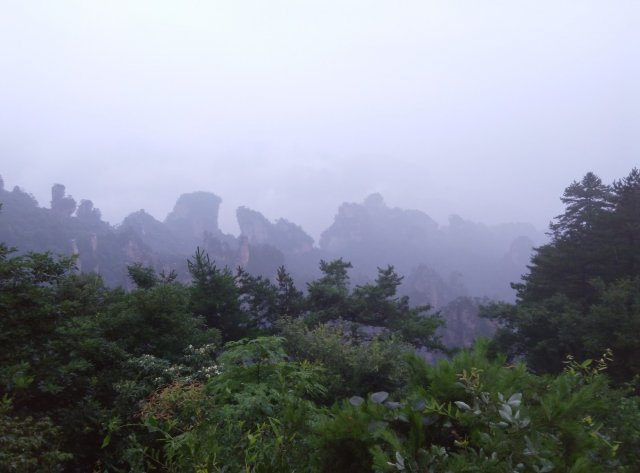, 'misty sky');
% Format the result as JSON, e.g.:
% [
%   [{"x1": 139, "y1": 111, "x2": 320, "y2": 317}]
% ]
[{"x1": 1, "y1": 1, "x2": 638, "y2": 239}]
